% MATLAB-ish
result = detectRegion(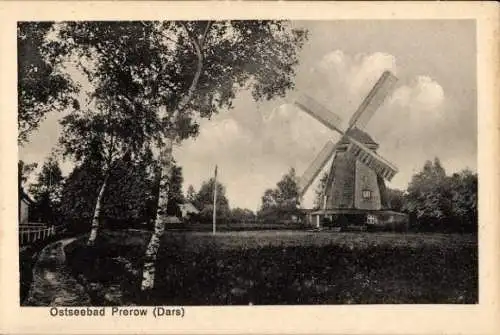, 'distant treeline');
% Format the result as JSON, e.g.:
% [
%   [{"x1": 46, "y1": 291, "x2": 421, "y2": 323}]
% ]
[{"x1": 20, "y1": 156, "x2": 476, "y2": 234}]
